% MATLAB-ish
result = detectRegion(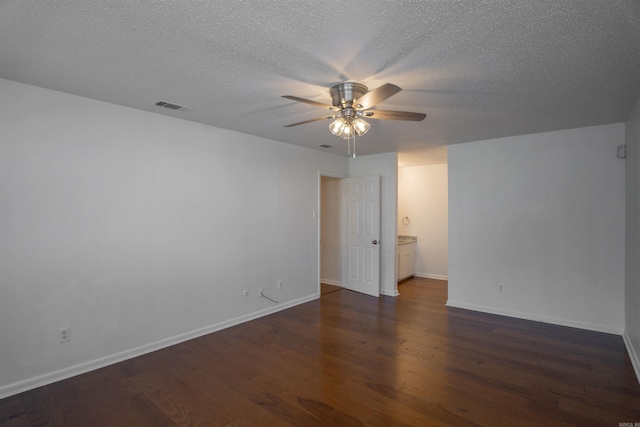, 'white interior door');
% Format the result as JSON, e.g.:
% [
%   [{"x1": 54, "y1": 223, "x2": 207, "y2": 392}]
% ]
[{"x1": 342, "y1": 176, "x2": 380, "y2": 297}]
